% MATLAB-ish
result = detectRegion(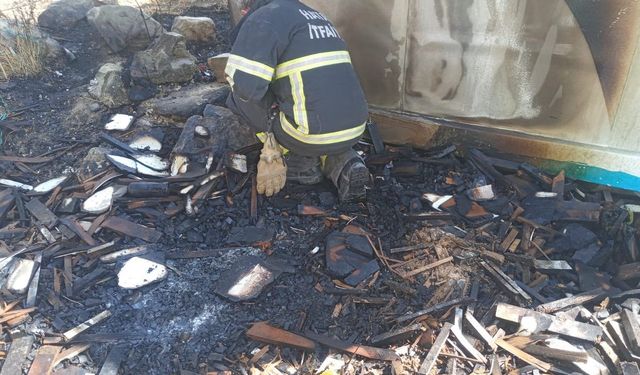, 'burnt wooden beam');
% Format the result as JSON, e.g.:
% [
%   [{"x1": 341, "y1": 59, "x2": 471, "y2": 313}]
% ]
[
  {"x1": 304, "y1": 331, "x2": 400, "y2": 361},
  {"x1": 370, "y1": 324, "x2": 422, "y2": 346},
  {"x1": 101, "y1": 216, "x2": 162, "y2": 243},
  {"x1": 621, "y1": 309, "x2": 640, "y2": 354},
  {"x1": 536, "y1": 287, "x2": 619, "y2": 314},
  {"x1": 397, "y1": 297, "x2": 474, "y2": 323},
  {"x1": 496, "y1": 303, "x2": 603, "y2": 342}
]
